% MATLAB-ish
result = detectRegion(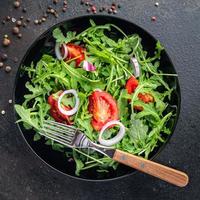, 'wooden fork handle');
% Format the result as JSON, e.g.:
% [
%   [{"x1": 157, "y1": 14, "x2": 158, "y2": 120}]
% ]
[{"x1": 113, "y1": 149, "x2": 189, "y2": 187}]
